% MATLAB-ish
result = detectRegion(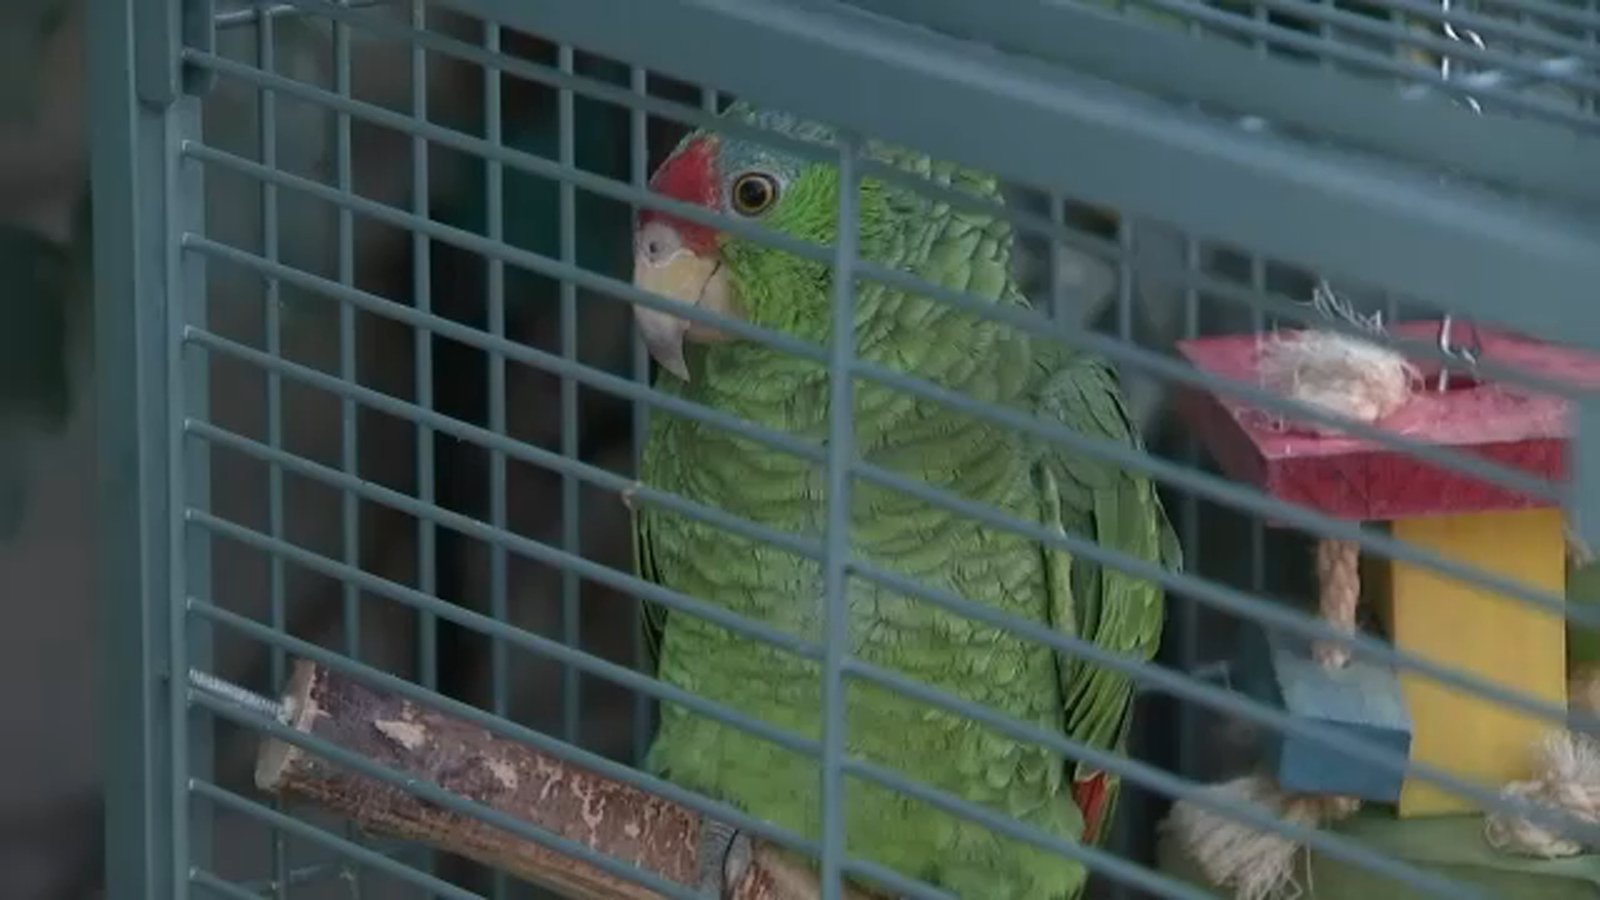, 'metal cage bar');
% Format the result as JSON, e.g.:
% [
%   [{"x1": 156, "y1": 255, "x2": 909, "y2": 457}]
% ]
[
  {"x1": 331, "y1": 8, "x2": 370, "y2": 893},
  {"x1": 480, "y1": 14, "x2": 513, "y2": 900},
  {"x1": 465, "y1": 0, "x2": 1600, "y2": 347},
  {"x1": 818, "y1": 133, "x2": 861, "y2": 900},
  {"x1": 409, "y1": 0, "x2": 440, "y2": 700},
  {"x1": 556, "y1": 40, "x2": 585, "y2": 750},
  {"x1": 166, "y1": 215, "x2": 1600, "y2": 822},
  {"x1": 167, "y1": 120, "x2": 1578, "y2": 526},
  {"x1": 92, "y1": 0, "x2": 1600, "y2": 898},
  {"x1": 92, "y1": 0, "x2": 180, "y2": 894},
  {"x1": 176, "y1": 10, "x2": 1594, "y2": 398},
  {"x1": 251, "y1": 7, "x2": 293, "y2": 895}
]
